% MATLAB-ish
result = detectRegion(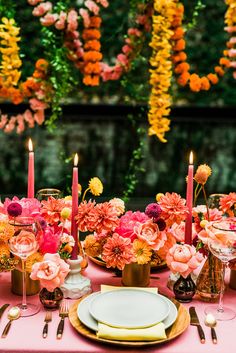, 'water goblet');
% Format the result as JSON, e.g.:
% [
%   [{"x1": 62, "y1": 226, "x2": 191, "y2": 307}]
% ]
[
  {"x1": 205, "y1": 219, "x2": 236, "y2": 321},
  {"x1": 36, "y1": 188, "x2": 62, "y2": 201},
  {"x1": 9, "y1": 217, "x2": 40, "y2": 317}
]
